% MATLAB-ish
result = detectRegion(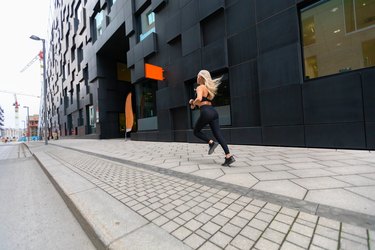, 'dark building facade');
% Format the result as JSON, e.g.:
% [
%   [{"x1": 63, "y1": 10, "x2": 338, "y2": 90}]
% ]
[{"x1": 46, "y1": 0, "x2": 375, "y2": 149}]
